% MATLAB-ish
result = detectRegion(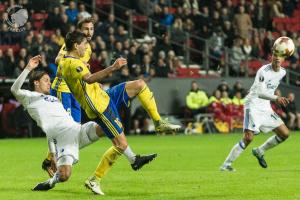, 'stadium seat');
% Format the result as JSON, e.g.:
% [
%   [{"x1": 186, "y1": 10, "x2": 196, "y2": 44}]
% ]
[
  {"x1": 96, "y1": 0, "x2": 112, "y2": 7},
  {"x1": 0, "y1": 4, "x2": 5, "y2": 12}
]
